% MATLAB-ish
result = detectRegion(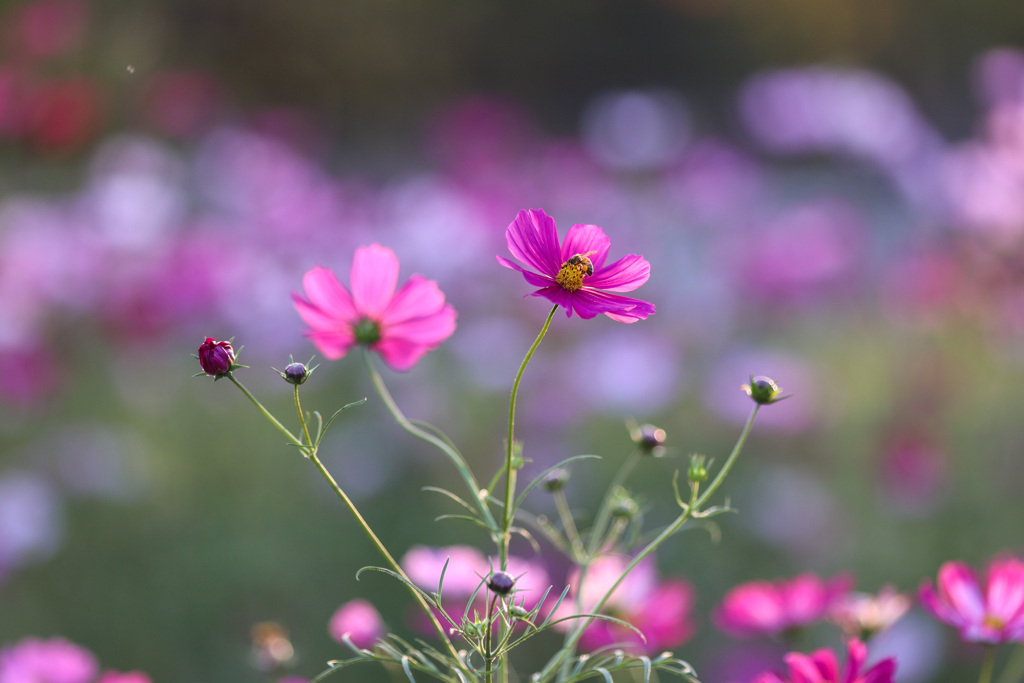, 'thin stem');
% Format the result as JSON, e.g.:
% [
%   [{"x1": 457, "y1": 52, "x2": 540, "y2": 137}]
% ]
[
  {"x1": 227, "y1": 373, "x2": 304, "y2": 447},
  {"x1": 502, "y1": 305, "x2": 558, "y2": 567},
  {"x1": 227, "y1": 374, "x2": 466, "y2": 673},
  {"x1": 554, "y1": 489, "x2": 585, "y2": 562},
  {"x1": 537, "y1": 404, "x2": 761, "y2": 682},
  {"x1": 980, "y1": 646, "x2": 996, "y2": 683},
  {"x1": 585, "y1": 449, "x2": 642, "y2": 557},
  {"x1": 363, "y1": 351, "x2": 496, "y2": 529}
]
